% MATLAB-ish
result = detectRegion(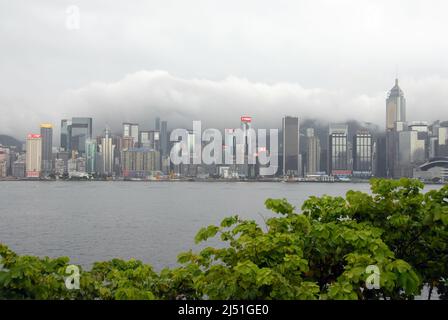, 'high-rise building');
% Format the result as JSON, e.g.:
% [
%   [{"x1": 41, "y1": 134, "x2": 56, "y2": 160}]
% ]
[
  {"x1": 328, "y1": 124, "x2": 350, "y2": 176},
  {"x1": 155, "y1": 117, "x2": 160, "y2": 131},
  {"x1": 85, "y1": 139, "x2": 97, "y2": 174},
  {"x1": 386, "y1": 79, "x2": 406, "y2": 130},
  {"x1": 374, "y1": 133, "x2": 387, "y2": 177},
  {"x1": 386, "y1": 79, "x2": 406, "y2": 178},
  {"x1": 0, "y1": 147, "x2": 8, "y2": 178},
  {"x1": 140, "y1": 130, "x2": 160, "y2": 150},
  {"x1": 160, "y1": 121, "x2": 168, "y2": 156},
  {"x1": 100, "y1": 128, "x2": 115, "y2": 175},
  {"x1": 438, "y1": 126, "x2": 448, "y2": 156},
  {"x1": 397, "y1": 130, "x2": 426, "y2": 177},
  {"x1": 353, "y1": 130, "x2": 373, "y2": 177},
  {"x1": 40, "y1": 123, "x2": 53, "y2": 176},
  {"x1": 282, "y1": 116, "x2": 300, "y2": 176},
  {"x1": 26, "y1": 134, "x2": 42, "y2": 178},
  {"x1": 140, "y1": 131, "x2": 150, "y2": 148},
  {"x1": 60, "y1": 119, "x2": 71, "y2": 151},
  {"x1": 70, "y1": 117, "x2": 93, "y2": 154},
  {"x1": 306, "y1": 128, "x2": 321, "y2": 175},
  {"x1": 123, "y1": 123, "x2": 139, "y2": 147},
  {"x1": 121, "y1": 148, "x2": 161, "y2": 178}
]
